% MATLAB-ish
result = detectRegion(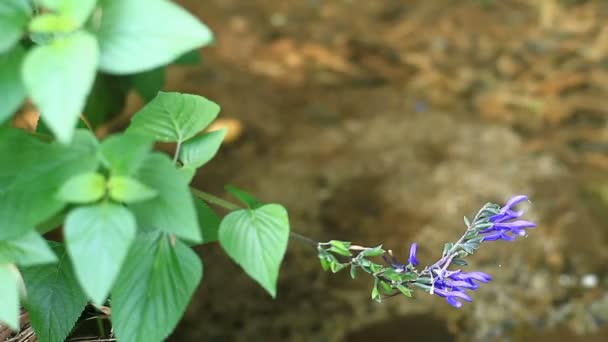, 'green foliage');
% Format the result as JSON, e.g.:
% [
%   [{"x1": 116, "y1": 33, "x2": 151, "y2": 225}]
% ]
[
  {"x1": 0, "y1": 231, "x2": 57, "y2": 266},
  {"x1": 0, "y1": 0, "x2": 31, "y2": 54},
  {"x1": 219, "y1": 204, "x2": 290, "y2": 297},
  {"x1": 0, "y1": 129, "x2": 99, "y2": 239},
  {"x1": 96, "y1": 0, "x2": 213, "y2": 74},
  {"x1": 179, "y1": 129, "x2": 226, "y2": 170},
  {"x1": 99, "y1": 132, "x2": 153, "y2": 175},
  {"x1": 128, "y1": 92, "x2": 220, "y2": 143},
  {"x1": 34, "y1": 0, "x2": 97, "y2": 30},
  {"x1": 0, "y1": 265, "x2": 21, "y2": 330},
  {"x1": 56, "y1": 172, "x2": 106, "y2": 204},
  {"x1": 128, "y1": 153, "x2": 202, "y2": 243},
  {"x1": 111, "y1": 231, "x2": 202, "y2": 342},
  {"x1": 108, "y1": 176, "x2": 158, "y2": 203},
  {"x1": 0, "y1": 0, "x2": 294, "y2": 339},
  {"x1": 23, "y1": 31, "x2": 99, "y2": 143},
  {"x1": 21, "y1": 244, "x2": 89, "y2": 342},
  {"x1": 0, "y1": 46, "x2": 26, "y2": 124},
  {"x1": 194, "y1": 198, "x2": 221, "y2": 244},
  {"x1": 64, "y1": 203, "x2": 136, "y2": 305}
]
